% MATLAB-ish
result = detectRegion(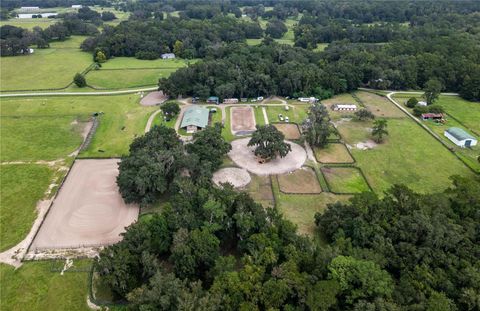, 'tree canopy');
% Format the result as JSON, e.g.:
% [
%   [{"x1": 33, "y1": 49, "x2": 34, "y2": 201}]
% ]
[{"x1": 248, "y1": 125, "x2": 291, "y2": 160}]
